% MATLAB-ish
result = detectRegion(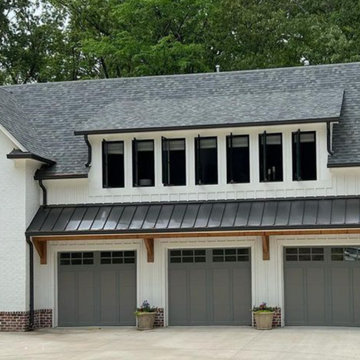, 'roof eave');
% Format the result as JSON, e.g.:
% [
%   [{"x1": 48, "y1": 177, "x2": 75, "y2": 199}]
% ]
[
  {"x1": 7, "y1": 151, "x2": 56, "y2": 166},
  {"x1": 26, "y1": 224, "x2": 360, "y2": 238},
  {"x1": 74, "y1": 117, "x2": 339, "y2": 136},
  {"x1": 34, "y1": 172, "x2": 88, "y2": 181}
]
